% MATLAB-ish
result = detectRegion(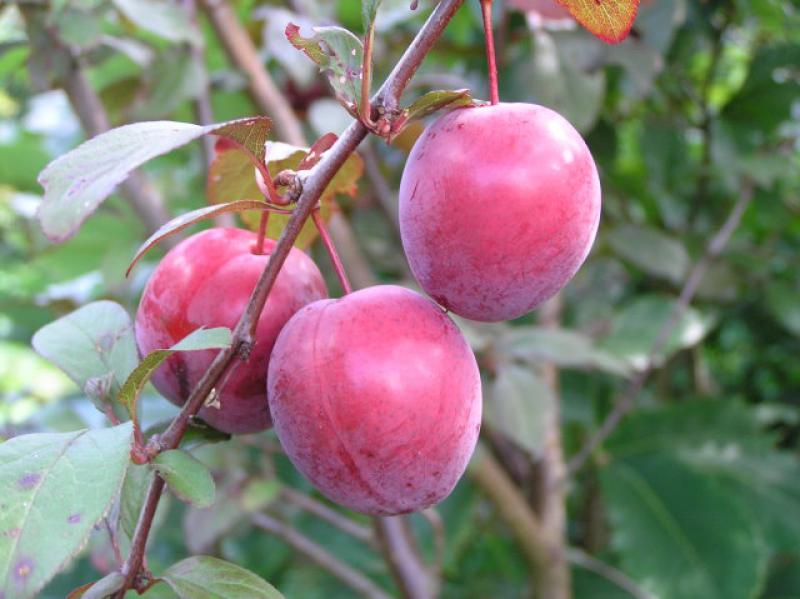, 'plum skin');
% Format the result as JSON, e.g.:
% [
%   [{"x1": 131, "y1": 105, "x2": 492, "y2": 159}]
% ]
[
  {"x1": 267, "y1": 285, "x2": 482, "y2": 516},
  {"x1": 399, "y1": 103, "x2": 601, "y2": 322},
  {"x1": 135, "y1": 227, "x2": 327, "y2": 434}
]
